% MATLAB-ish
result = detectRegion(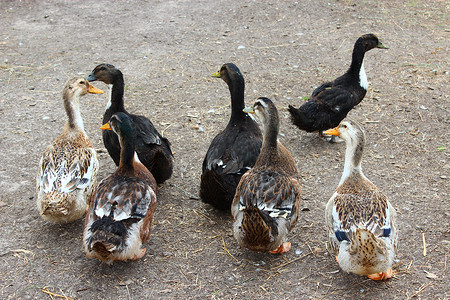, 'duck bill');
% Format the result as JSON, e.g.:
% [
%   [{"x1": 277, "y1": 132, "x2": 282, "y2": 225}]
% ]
[
  {"x1": 243, "y1": 106, "x2": 255, "y2": 114},
  {"x1": 377, "y1": 42, "x2": 389, "y2": 49},
  {"x1": 211, "y1": 70, "x2": 221, "y2": 78},
  {"x1": 87, "y1": 82, "x2": 104, "y2": 94},
  {"x1": 323, "y1": 127, "x2": 339, "y2": 136},
  {"x1": 86, "y1": 72, "x2": 97, "y2": 82},
  {"x1": 100, "y1": 122, "x2": 112, "y2": 130}
]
